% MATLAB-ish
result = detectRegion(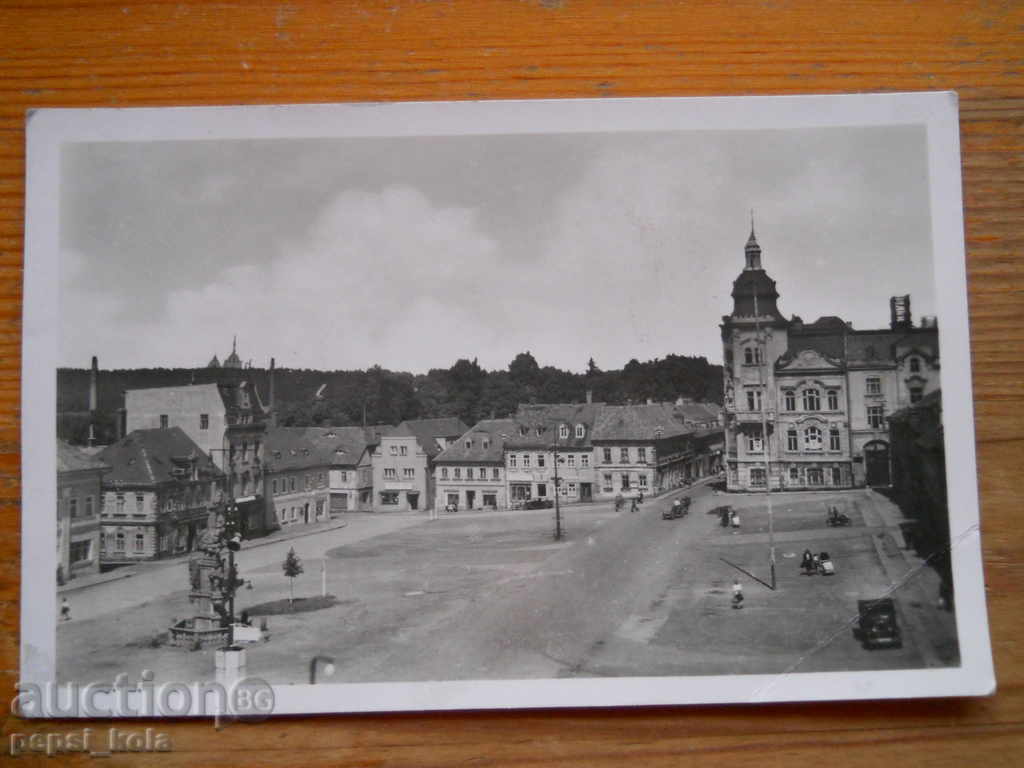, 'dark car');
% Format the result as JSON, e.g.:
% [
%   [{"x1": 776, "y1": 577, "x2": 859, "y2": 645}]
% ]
[
  {"x1": 856, "y1": 598, "x2": 903, "y2": 649},
  {"x1": 663, "y1": 496, "x2": 691, "y2": 520},
  {"x1": 524, "y1": 498, "x2": 554, "y2": 510}
]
